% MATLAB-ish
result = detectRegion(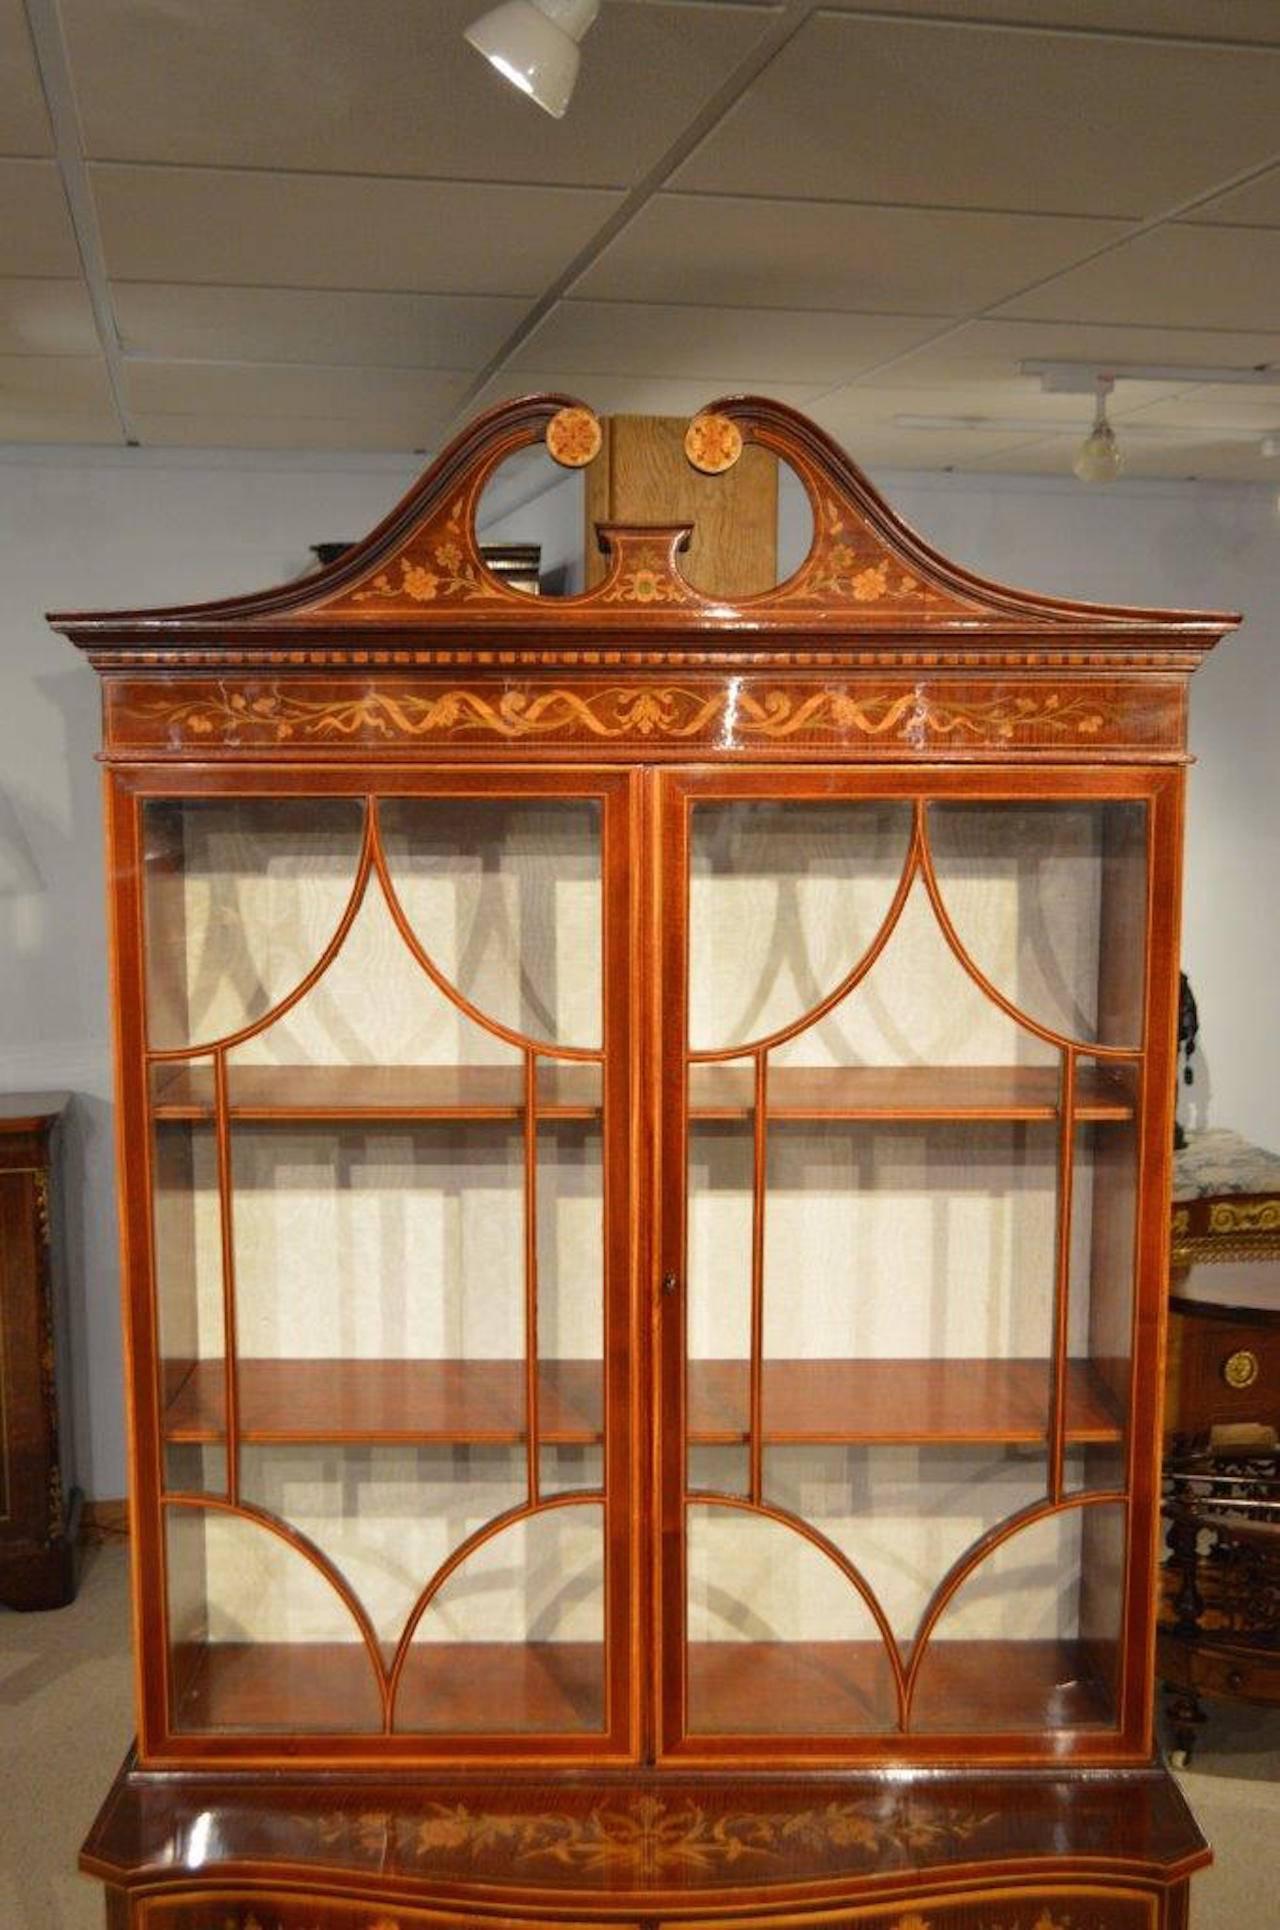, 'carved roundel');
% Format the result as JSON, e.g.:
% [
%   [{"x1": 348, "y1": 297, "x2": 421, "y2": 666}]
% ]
[
  {"x1": 546, "y1": 405, "x2": 602, "y2": 468},
  {"x1": 685, "y1": 411, "x2": 744, "y2": 475}
]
